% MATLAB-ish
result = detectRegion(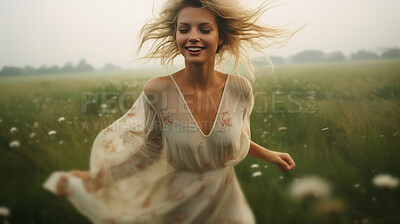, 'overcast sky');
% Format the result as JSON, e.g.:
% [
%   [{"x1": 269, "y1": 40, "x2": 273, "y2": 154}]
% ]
[{"x1": 0, "y1": 0, "x2": 399, "y2": 69}]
